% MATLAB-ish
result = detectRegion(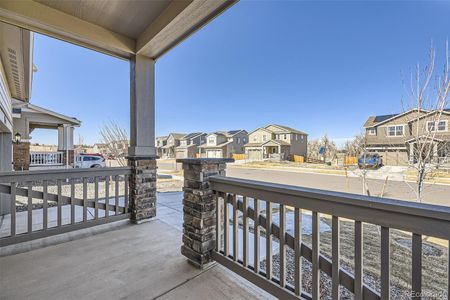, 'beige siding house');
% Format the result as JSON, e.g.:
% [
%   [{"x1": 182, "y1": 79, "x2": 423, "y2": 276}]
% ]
[
  {"x1": 199, "y1": 130, "x2": 248, "y2": 158},
  {"x1": 364, "y1": 109, "x2": 450, "y2": 165},
  {"x1": 244, "y1": 124, "x2": 308, "y2": 160},
  {"x1": 175, "y1": 132, "x2": 206, "y2": 158},
  {"x1": 158, "y1": 133, "x2": 185, "y2": 159}
]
